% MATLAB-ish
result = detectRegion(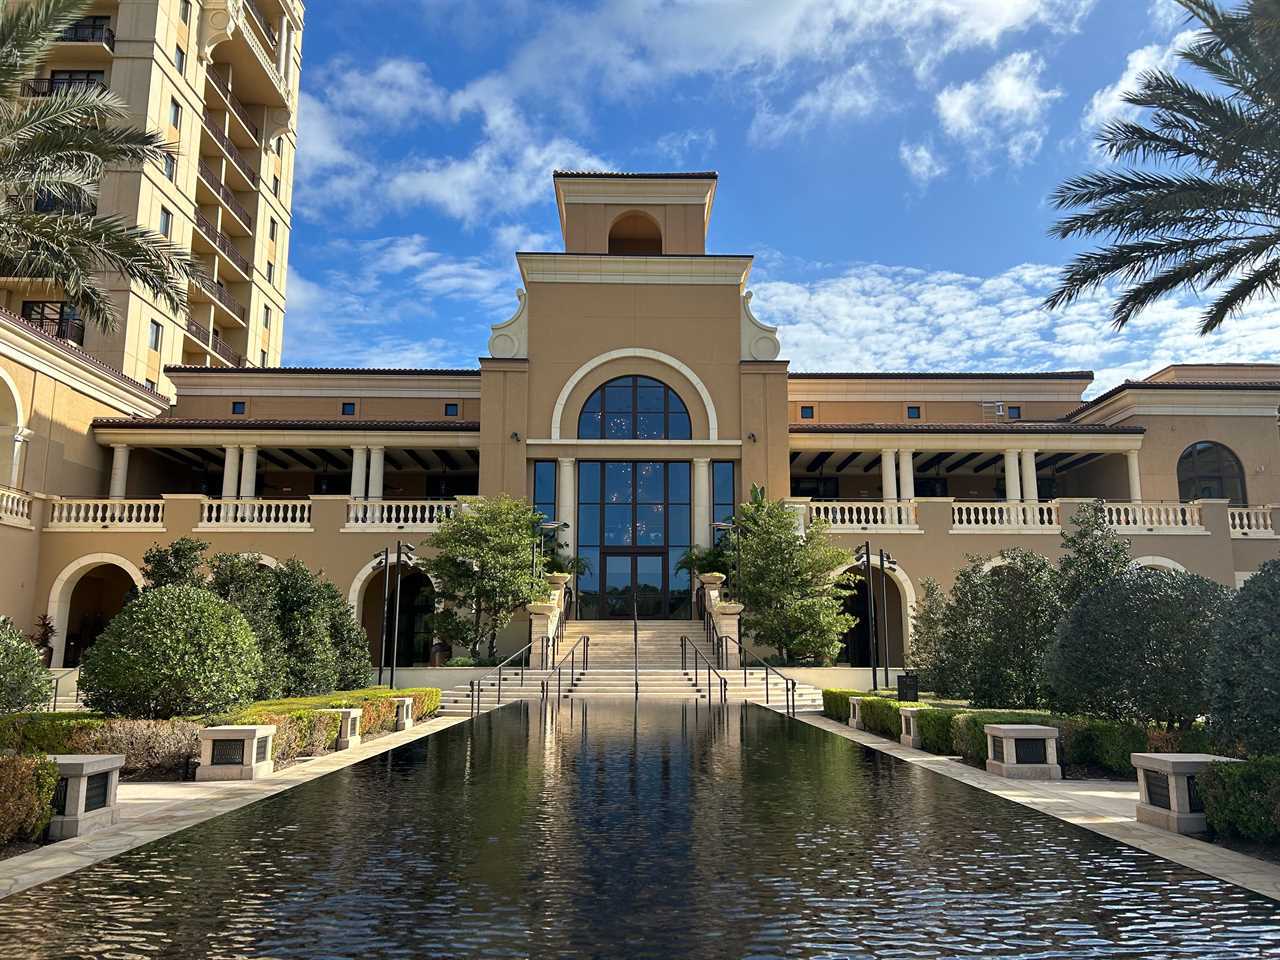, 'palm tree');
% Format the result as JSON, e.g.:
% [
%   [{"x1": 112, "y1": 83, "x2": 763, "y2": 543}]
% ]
[
  {"x1": 0, "y1": 0, "x2": 194, "y2": 333},
  {"x1": 1045, "y1": 0, "x2": 1280, "y2": 335}
]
